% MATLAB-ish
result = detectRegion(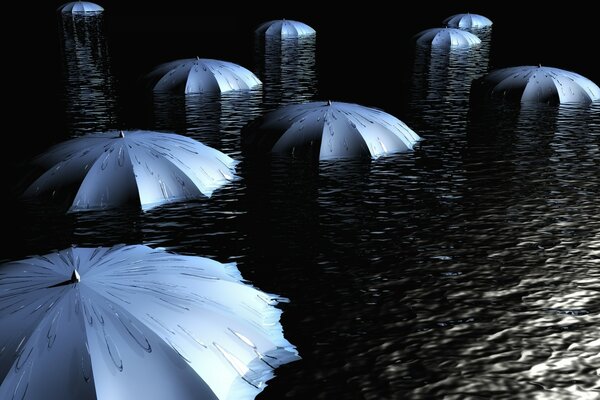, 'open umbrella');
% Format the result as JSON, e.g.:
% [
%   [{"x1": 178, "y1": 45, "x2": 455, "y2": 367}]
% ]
[
  {"x1": 242, "y1": 101, "x2": 420, "y2": 160},
  {"x1": 255, "y1": 19, "x2": 316, "y2": 38},
  {"x1": 472, "y1": 65, "x2": 600, "y2": 104},
  {"x1": 146, "y1": 58, "x2": 261, "y2": 95},
  {"x1": 0, "y1": 245, "x2": 299, "y2": 400},
  {"x1": 58, "y1": 1, "x2": 104, "y2": 14},
  {"x1": 443, "y1": 13, "x2": 493, "y2": 29},
  {"x1": 24, "y1": 130, "x2": 238, "y2": 212},
  {"x1": 414, "y1": 28, "x2": 481, "y2": 49}
]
